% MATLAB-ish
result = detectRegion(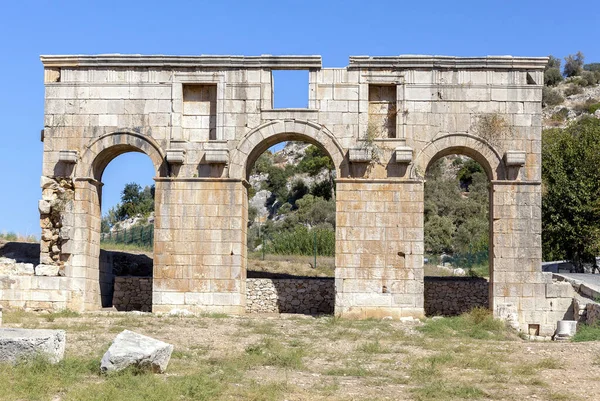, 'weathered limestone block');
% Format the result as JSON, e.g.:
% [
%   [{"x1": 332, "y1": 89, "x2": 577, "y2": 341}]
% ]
[
  {"x1": 0, "y1": 328, "x2": 66, "y2": 363},
  {"x1": 101, "y1": 330, "x2": 173, "y2": 373},
  {"x1": 0, "y1": 257, "x2": 34, "y2": 275},
  {"x1": 35, "y1": 264, "x2": 60, "y2": 276}
]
